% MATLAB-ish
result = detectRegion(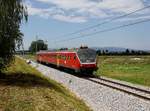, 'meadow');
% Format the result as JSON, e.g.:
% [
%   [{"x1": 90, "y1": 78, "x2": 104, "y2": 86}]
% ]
[
  {"x1": 0, "y1": 57, "x2": 91, "y2": 111},
  {"x1": 97, "y1": 56, "x2": 150, "y2": 87}
]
